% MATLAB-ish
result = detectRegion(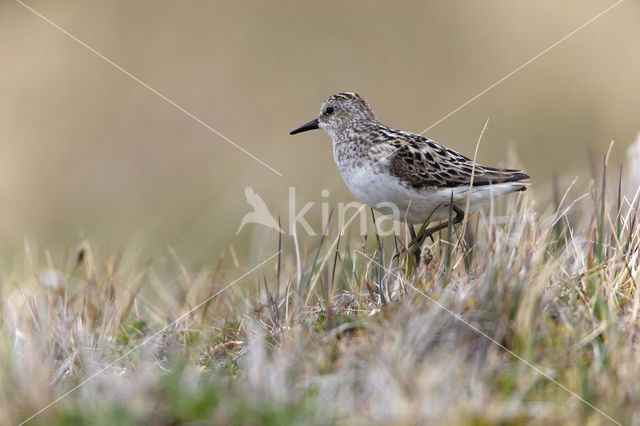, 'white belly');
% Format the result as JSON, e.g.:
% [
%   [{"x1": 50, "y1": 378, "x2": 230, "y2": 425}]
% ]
[{"x1": 338, "y1": 167, "x2": 525, "y2": 225}]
